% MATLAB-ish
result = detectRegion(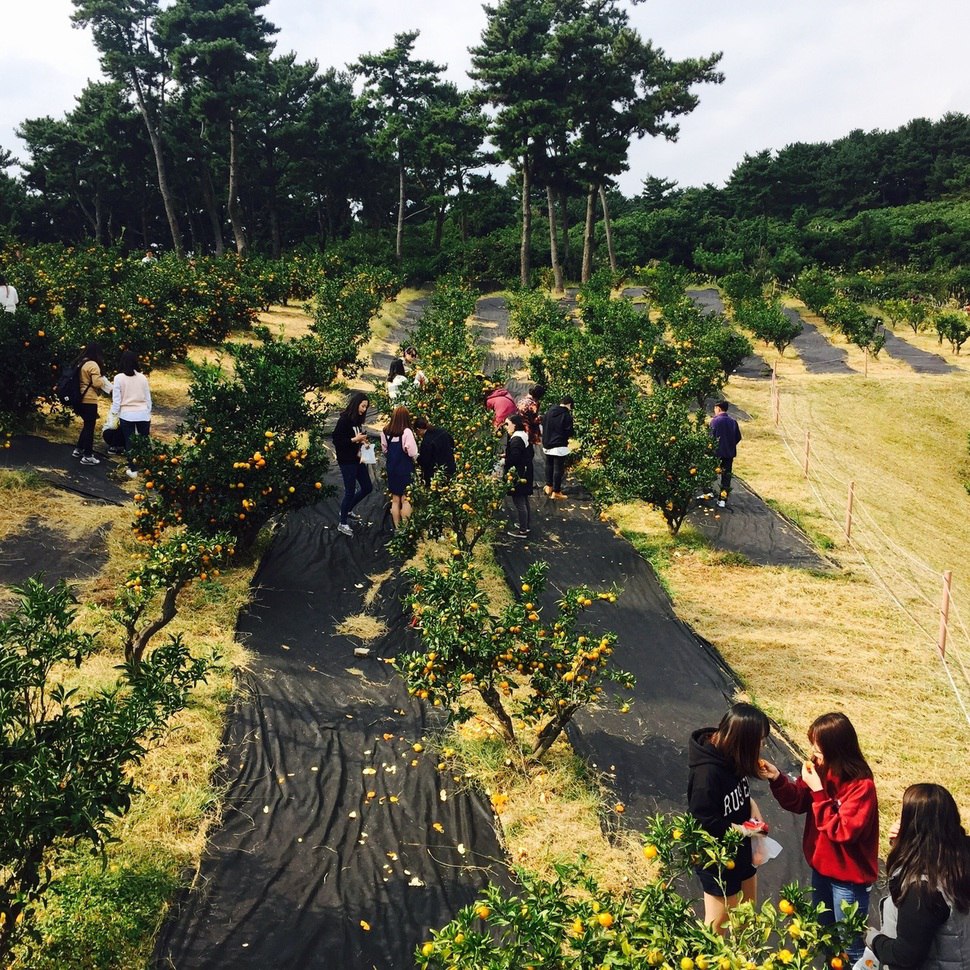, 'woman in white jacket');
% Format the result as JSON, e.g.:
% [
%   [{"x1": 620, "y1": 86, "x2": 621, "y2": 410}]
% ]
[{"x1": 111, "y1": 350, "x2": 152, "y2": 479}]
